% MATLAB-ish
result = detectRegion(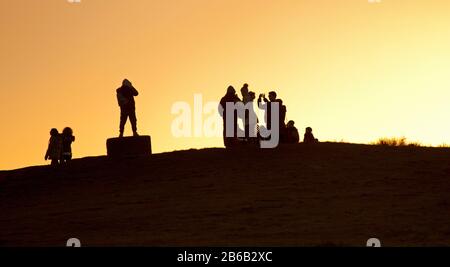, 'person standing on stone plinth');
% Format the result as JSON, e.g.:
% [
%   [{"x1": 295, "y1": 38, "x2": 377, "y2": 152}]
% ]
[{"x1": 116, "y1": 79, "x2": 139, "y2": 137}]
